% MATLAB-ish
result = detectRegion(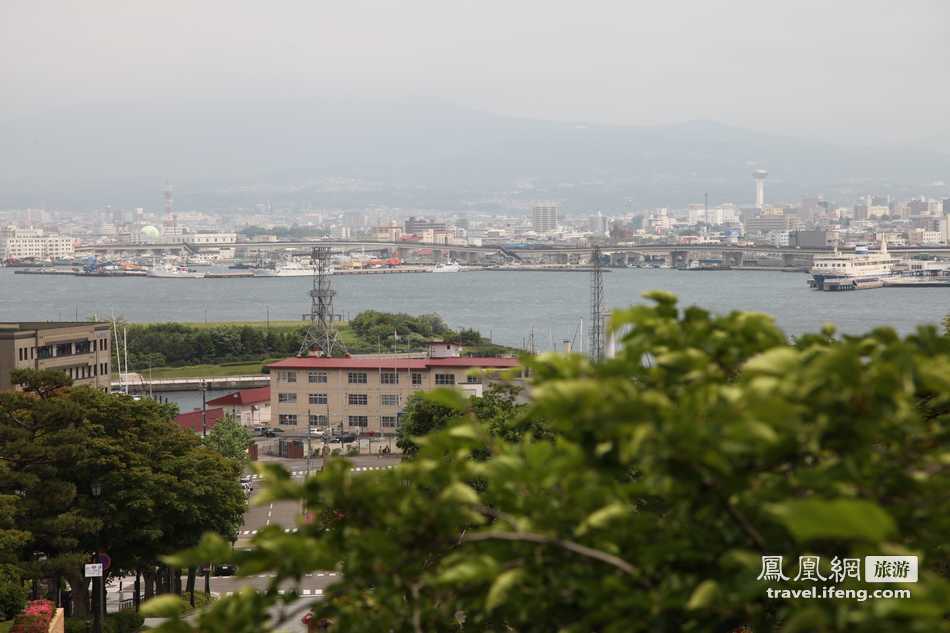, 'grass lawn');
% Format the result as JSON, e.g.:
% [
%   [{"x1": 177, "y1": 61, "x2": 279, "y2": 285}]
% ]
[
  {"x1": 0, "y1": 620, "x2": 11, "y2": 632},
  {"x1": 144, "y1": 358, "x2": 279, "y2": 379}
]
